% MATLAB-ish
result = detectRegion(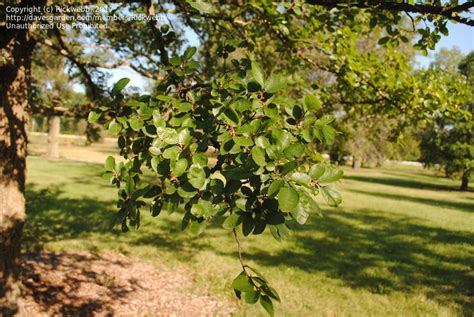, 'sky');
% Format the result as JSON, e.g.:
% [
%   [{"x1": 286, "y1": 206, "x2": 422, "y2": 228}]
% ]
[
  {"x1": 101, "y1": 25, "x2": 200, "y2": 92},
  {"x1": 98, "y1": 18, "x2": 473, "y2": 93}
]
